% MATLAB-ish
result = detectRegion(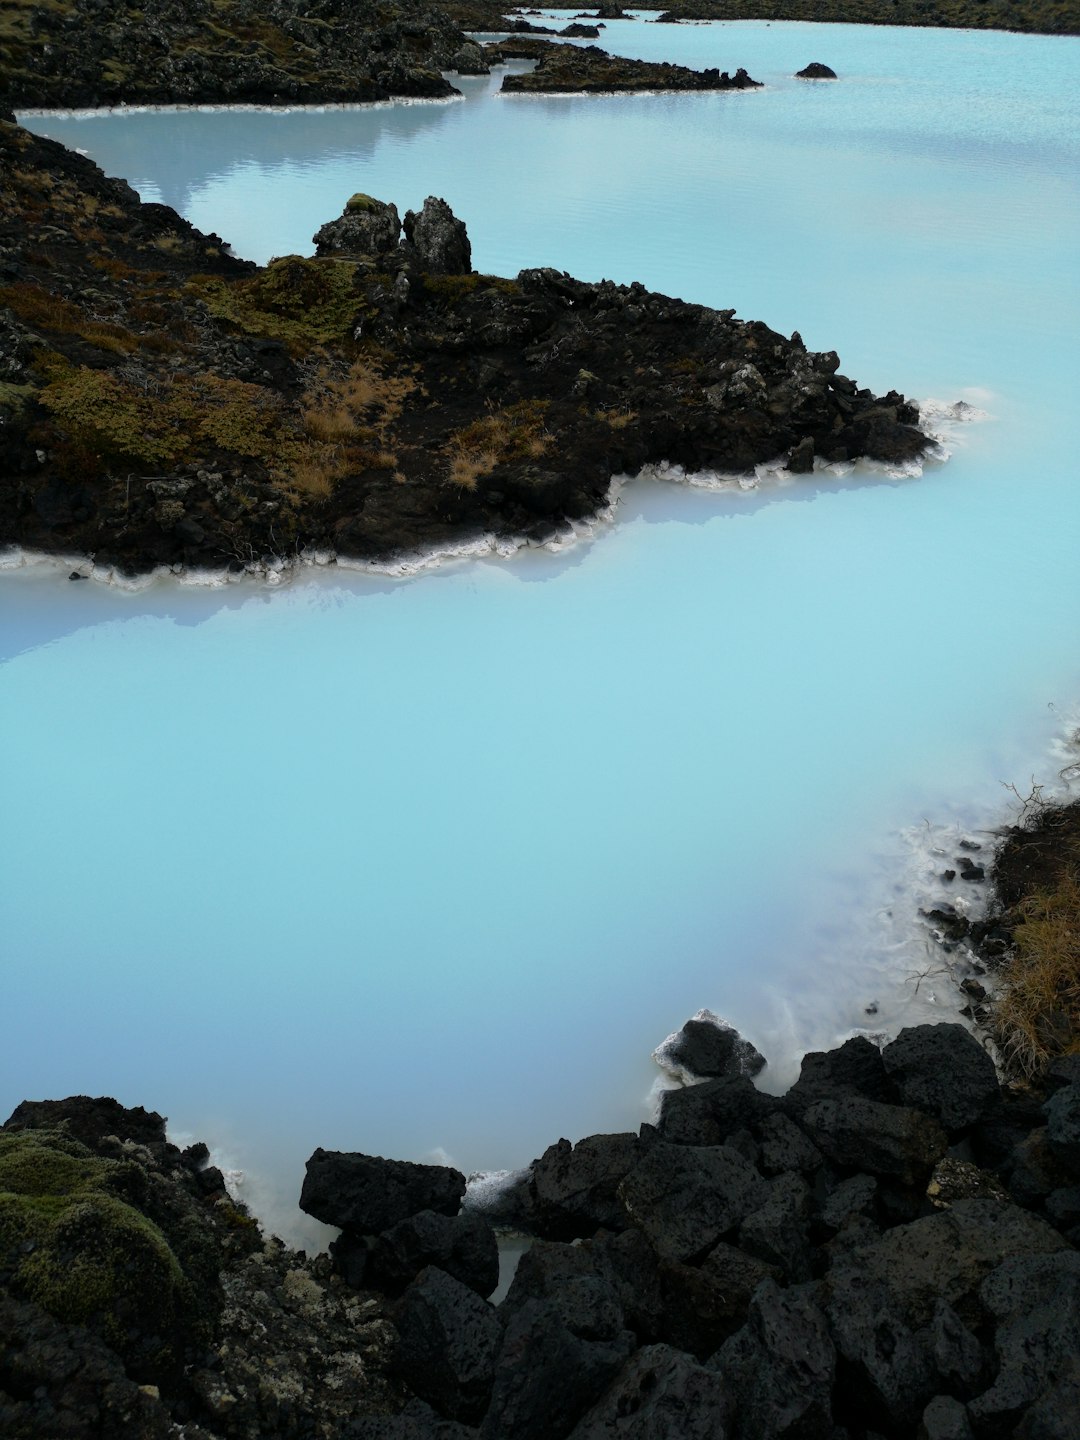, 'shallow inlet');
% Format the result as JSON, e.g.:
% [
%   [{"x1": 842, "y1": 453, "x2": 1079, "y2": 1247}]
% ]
[{"x1": 7, "y1": 19, "x2": 1080, "y2": 1243}]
